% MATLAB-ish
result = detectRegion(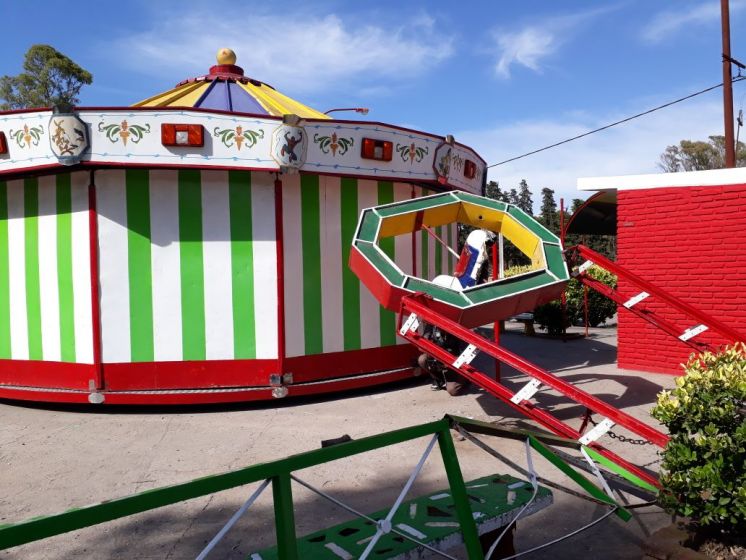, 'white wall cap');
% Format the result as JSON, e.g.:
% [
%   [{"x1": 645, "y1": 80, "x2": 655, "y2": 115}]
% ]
[{"x1": 577, "y1": 166, "x2": 746, "y2": 192}]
